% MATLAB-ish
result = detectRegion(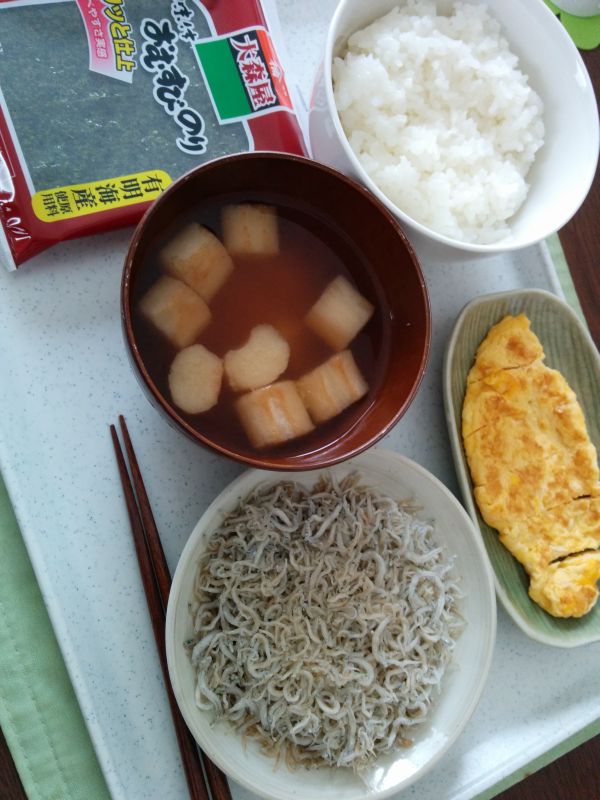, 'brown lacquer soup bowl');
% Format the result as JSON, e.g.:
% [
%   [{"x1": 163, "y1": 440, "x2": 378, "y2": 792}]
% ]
[{"x1": 121, "y1": 152, "x2": 430, "y2": 470}]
